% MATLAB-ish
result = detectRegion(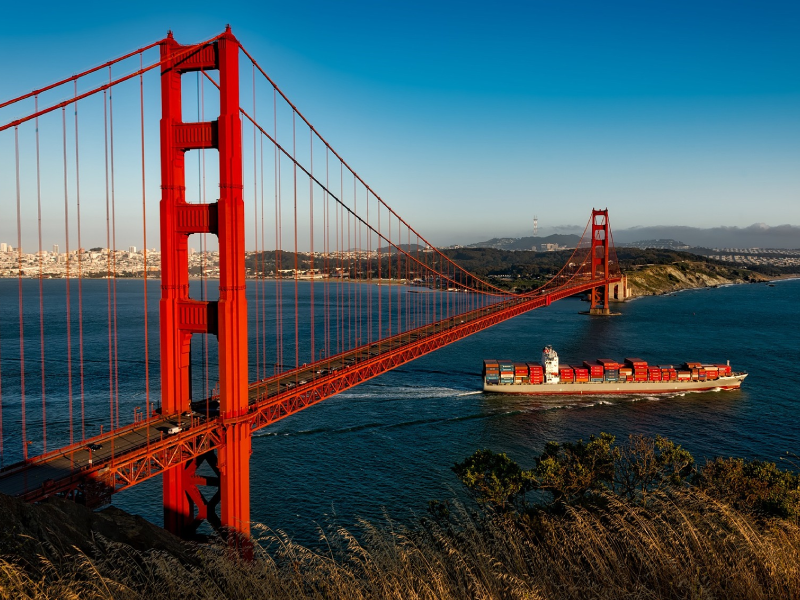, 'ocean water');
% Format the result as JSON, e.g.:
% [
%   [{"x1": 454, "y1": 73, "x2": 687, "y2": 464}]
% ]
[{"x1": 1, "y1": 278, "x2": 798, "y2": 542}]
